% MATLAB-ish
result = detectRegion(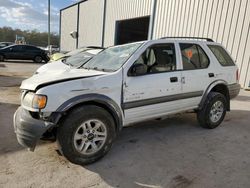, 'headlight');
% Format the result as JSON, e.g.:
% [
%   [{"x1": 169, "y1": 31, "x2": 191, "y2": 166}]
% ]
[
  {"x1": 22, "y1": 92, "x2": 47, "y2": 109},
  {"x1": 32, "y1": 95, "x2": 47, "y2": 109}
]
